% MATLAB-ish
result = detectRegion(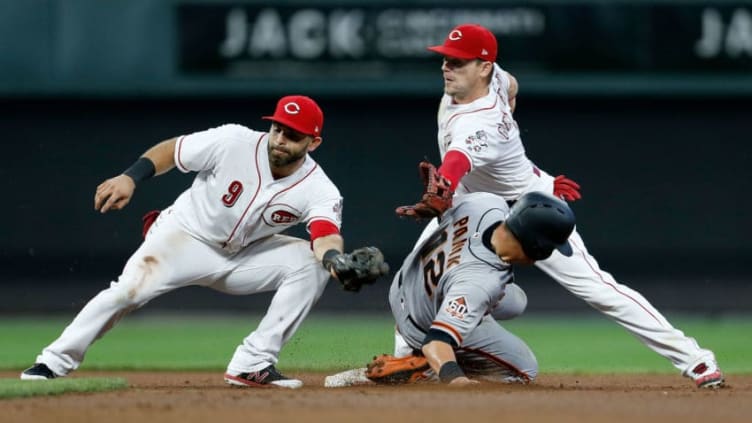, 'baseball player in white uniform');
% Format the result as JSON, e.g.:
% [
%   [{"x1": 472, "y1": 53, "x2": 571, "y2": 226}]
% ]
[
  {"x1": 396, "y1": 24, "x2": 724, "y2": 388},
  {"x1": 20, "y1": 95, "x2": 388, "y2": 388}
]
